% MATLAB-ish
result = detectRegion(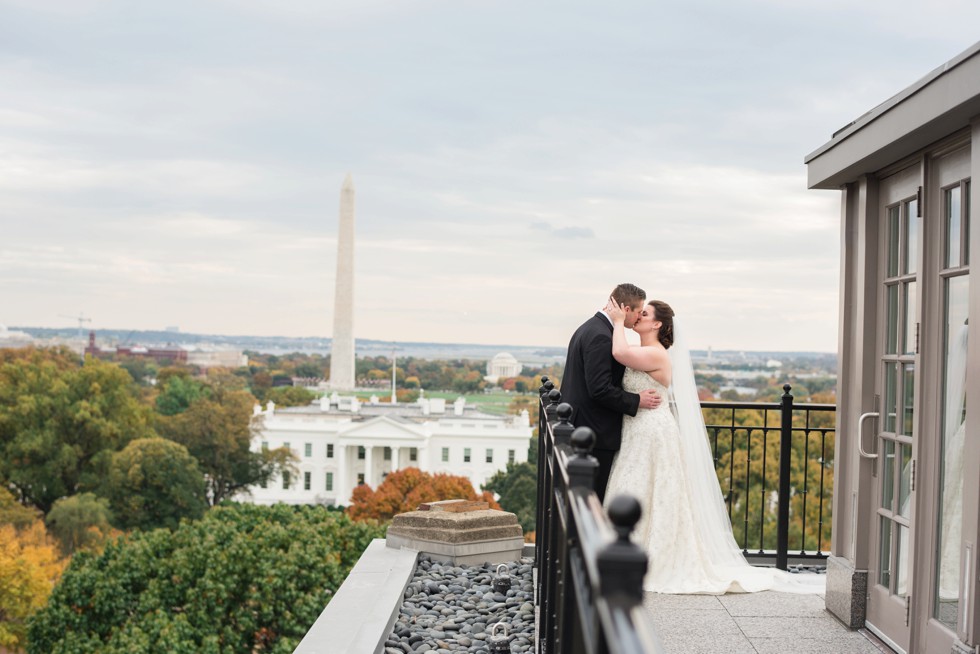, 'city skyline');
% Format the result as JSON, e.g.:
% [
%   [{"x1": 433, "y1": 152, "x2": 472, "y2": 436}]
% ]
[{"x1": 3, "y1": 2, "x2": 979, "y2": 351}]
